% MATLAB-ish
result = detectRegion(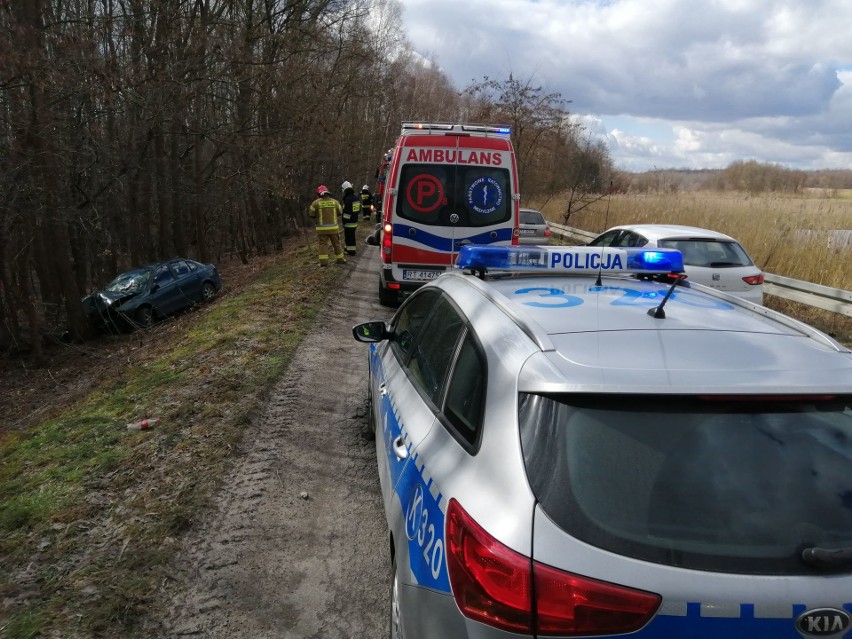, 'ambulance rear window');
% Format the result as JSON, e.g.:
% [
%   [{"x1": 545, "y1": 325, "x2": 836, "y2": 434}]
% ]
[{"x1": 397, "y1": 164, "x2": 511, "y2": 227}]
